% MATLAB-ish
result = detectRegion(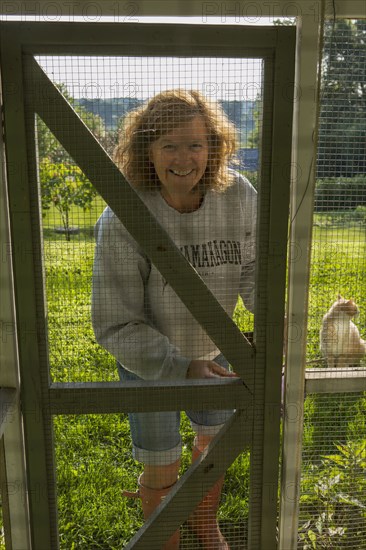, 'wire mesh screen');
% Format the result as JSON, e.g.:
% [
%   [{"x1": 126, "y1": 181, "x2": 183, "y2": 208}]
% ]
[
  {"x1": 299, "y1": 19, "x2": 366, "y2": 549},
  {"x1": 32, "y1": 54, "x2": 262, "y2": 548},
  {"x1": 299, "y1": 393, "x2": 366, "y2": 549},
  {"x1": 307, "y1": 19, "x2": 366, "y2": 367},
  {"x1": 53, "y1": 412, "x2": 251, "y2": 549},
  {"x1": 35, "y1": 55, "x2": 259, "y2": 384}
]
